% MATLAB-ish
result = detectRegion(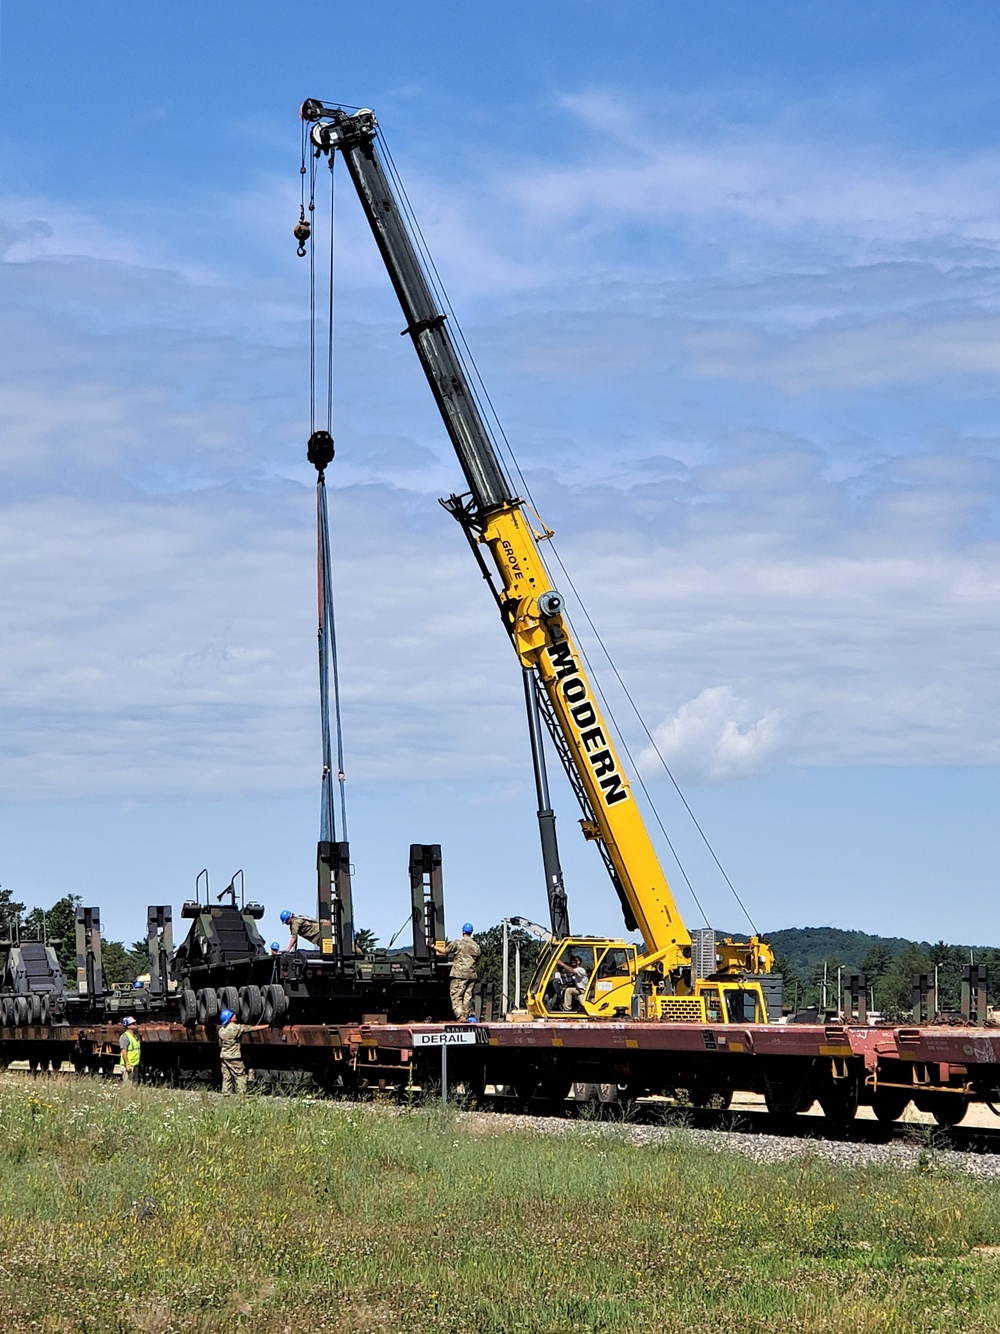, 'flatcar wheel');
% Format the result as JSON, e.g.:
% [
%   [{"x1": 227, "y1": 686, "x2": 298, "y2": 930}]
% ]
[
  {"x1": 218, "y1": 986, "x2": 239, "y2": 1016},
  {"x1": 871, "y1": 1089, "x2": 910, "y2": 1123},
  {"x1": 533, "y1": 1075, "x2": 572, "y2": 1107},
  {"x1": 818, "y1": 1077, "x2": 859, "y2": 1129},
  {"x1": 763, "y1": 1079, "x2": 811, "y2": 1118},
  {"x1": 197, "y1": 987, "x2": 220, "y2": 1025},
  {"x1": 178, "y1": 988, "x2": 198, "y2": 1027},
  {"x1": 916, "y1": 1093, "x2": 969, "y2": 1127}
]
